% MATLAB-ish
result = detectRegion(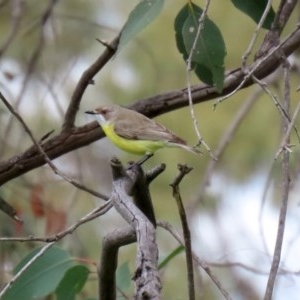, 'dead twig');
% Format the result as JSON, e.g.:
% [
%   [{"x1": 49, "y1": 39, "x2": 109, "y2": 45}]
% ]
[
  {"x1": 264, "y1": 59, "x2": 291, "y2": 300},
  {"x1": 0, "y1": 201, "x2": 112, "y2": 242},
  {"x1": 110, "y1": 158, "x2": 162, "y2": 299},
  {"x1": 0, "y1": 91, "x2": 108, "y2": 200},
  {"x1": 170, "y1": 164, "x2": 195, "y2": 300},
  {"x1": 159, "y1": 221, "x2": 233, "y2": 300}
]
